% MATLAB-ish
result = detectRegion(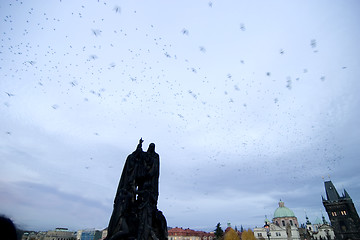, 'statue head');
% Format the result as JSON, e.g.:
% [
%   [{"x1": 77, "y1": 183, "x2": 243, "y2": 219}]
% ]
[{"x1": 147, "y1": 143, "x2": 155, "y2": 153}]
